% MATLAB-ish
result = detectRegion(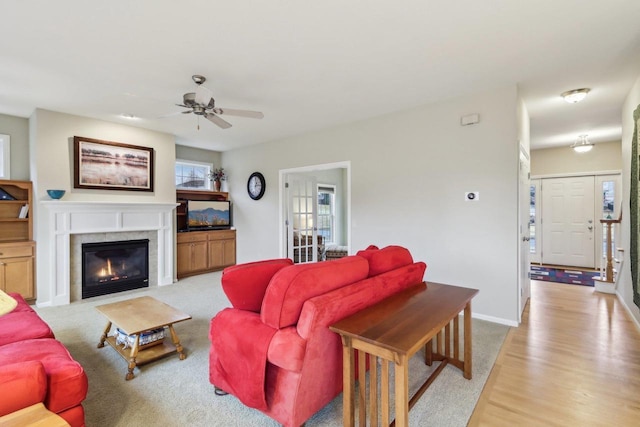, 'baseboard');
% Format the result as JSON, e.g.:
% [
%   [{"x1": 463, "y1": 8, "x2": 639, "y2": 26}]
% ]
[
  {"x1": 615, "y1": 290, "x2": 640, "y2": 332},
  {"x1": 593, "y1": 279, "x2": 616, "y2": 294},
  {"x1": 472, "y1": 312, "x2": 518, "y2": 327}
]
